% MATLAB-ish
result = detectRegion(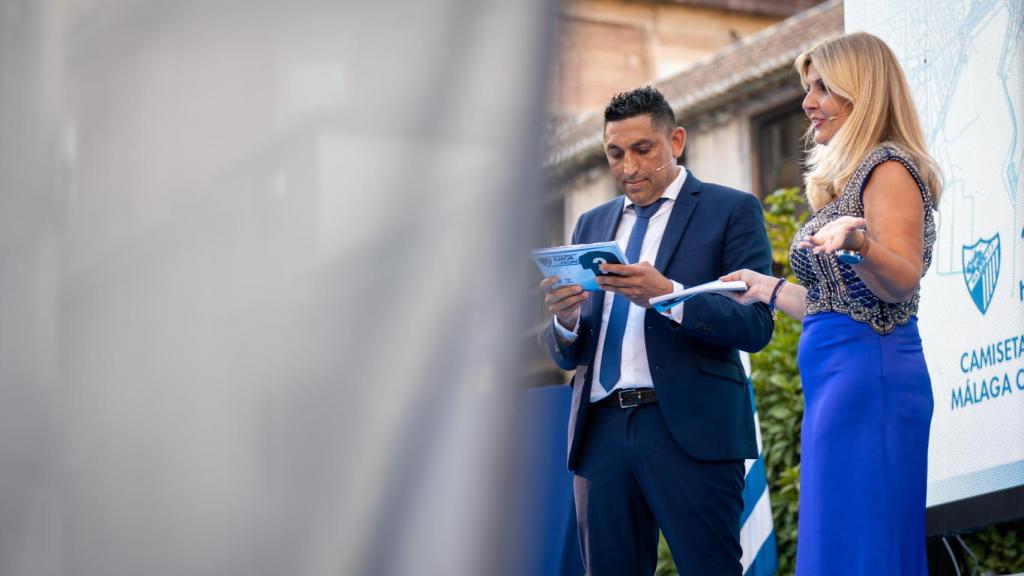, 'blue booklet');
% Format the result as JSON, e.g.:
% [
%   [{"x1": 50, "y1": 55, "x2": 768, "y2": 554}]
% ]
[{"x1": 532, "y1": 241, "x2": 628, "y2": 291}]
